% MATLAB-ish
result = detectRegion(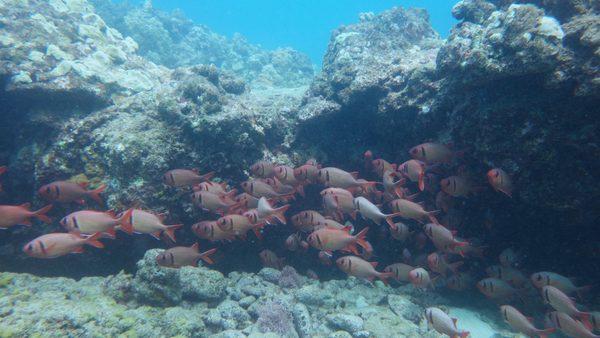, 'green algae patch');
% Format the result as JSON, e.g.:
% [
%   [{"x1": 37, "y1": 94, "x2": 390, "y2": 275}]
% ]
[{"x1": 0, "y1": 274, "x2": 14, "y2": 288}]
